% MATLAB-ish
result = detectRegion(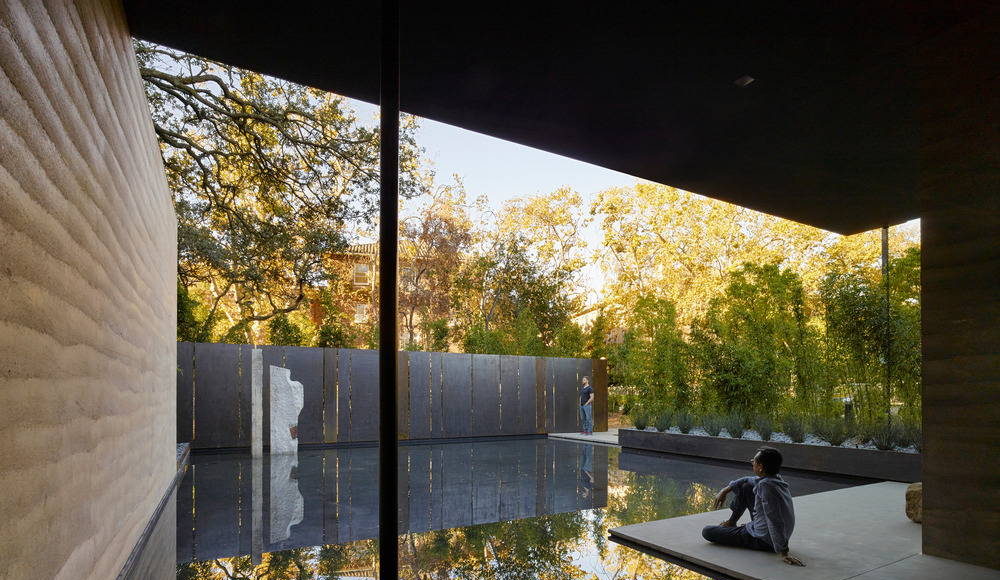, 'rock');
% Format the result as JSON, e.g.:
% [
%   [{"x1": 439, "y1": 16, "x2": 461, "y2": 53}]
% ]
[
  {"x1": 270, "y1": 365, "x2": 304, "y2": 455},
  {"x1": 906, "y1": 482, "x2": 922, "y2": 523}
]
